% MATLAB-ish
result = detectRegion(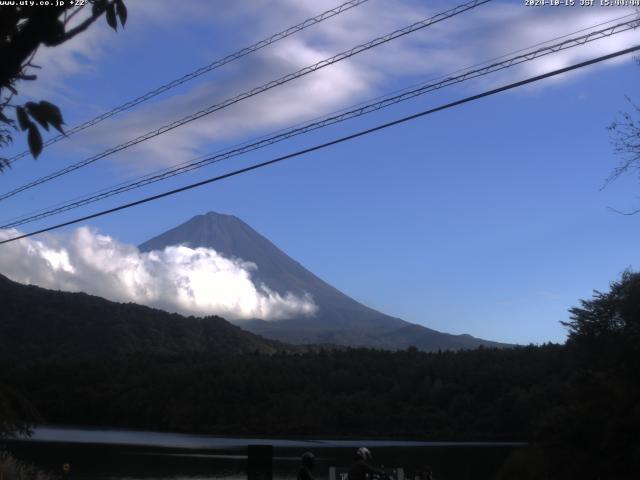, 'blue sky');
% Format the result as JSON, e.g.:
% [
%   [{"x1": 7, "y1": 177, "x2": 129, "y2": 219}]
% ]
[{"x1": 0, "y1": 0, "x2": 639, "y2": 344}]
